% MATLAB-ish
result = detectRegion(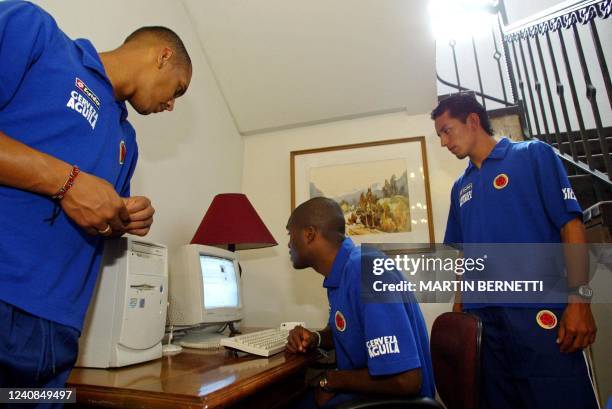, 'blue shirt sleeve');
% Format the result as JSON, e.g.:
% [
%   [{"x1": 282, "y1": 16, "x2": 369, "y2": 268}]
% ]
[
  {"x1": 443, "y1": 183, "x2": 462, "y2": 245},
  {"x1": 529, "y1": 141, "x2": 582, "y2": 229},
  {"x1": 357, "y1": 270, "x2": 423, "y2": 376},
  {"x1": 0, "y1": 1, "x2": 55, "y2": 109}
]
